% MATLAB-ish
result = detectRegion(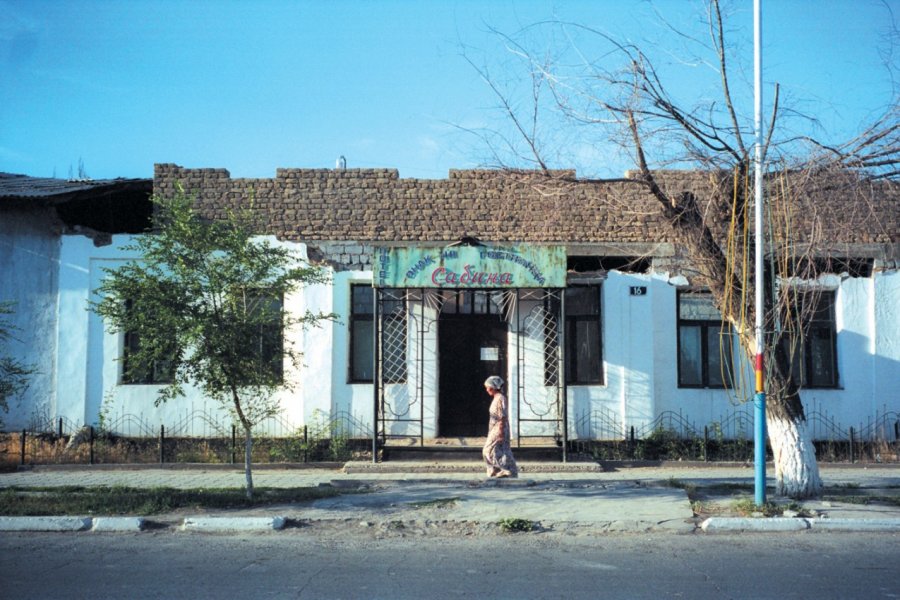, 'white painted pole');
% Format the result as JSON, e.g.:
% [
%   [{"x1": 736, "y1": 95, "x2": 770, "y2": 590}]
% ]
[{"x1": 753, "y1": 0, "x2": 767, "y2": 505}]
